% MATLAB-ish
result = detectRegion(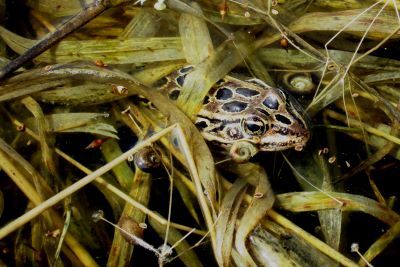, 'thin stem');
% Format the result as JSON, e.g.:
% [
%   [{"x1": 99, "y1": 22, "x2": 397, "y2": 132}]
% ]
[
  {"x1": 0, "y1": 0, "x2": 109, "y2": 80},
  {"x1": 327, "y1": 110, "x2": 400, "y2": 145},
  {"x1": 342, "y1": 1, "x2": 389, "y2": 78},
  {"x1": 9, "y1": 116, "x2": 206, "y2": 236},
  {"x1": 352, "y1": 24, "x2": 400, "y2": 65},
  {"x1": 0, "y1": 124, "x2": 177, "y2": 239},
  {"x1": 282, "y1": 154, "x2": 343, "y2": 206}
]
